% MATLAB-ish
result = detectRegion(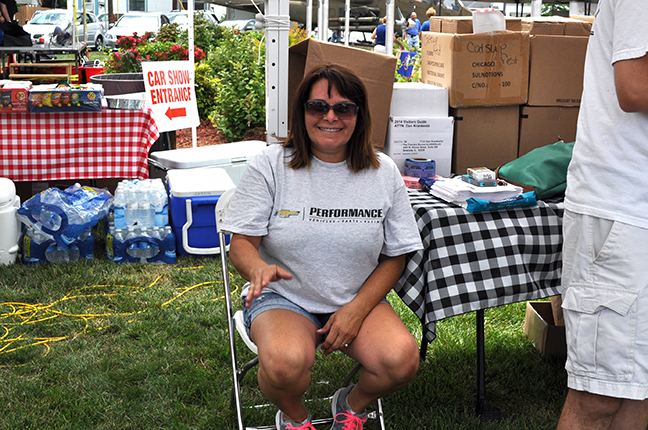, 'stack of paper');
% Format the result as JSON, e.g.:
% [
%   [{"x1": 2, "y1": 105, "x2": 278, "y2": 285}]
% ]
[{"x1": 429, "y1": 176, "x2": 523, "y2": 205}]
